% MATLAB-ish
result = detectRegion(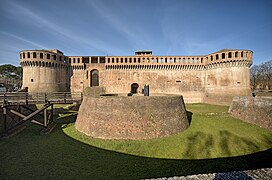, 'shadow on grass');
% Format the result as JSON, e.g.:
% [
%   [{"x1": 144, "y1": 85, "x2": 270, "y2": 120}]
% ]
[
  {"x1": 0, "y1": 113, "x2": 271, "y2": 179},
  {"x1": 186, "y1": 111, "x2": 193, "y2": 125}
]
